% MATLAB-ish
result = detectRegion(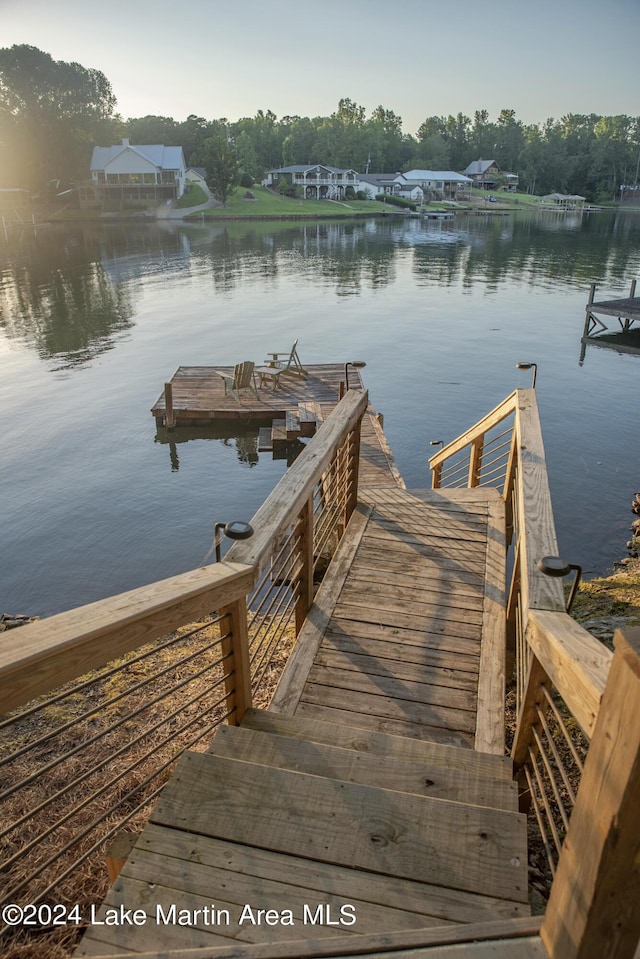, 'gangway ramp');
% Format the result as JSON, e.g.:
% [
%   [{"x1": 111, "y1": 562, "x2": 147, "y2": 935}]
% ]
[{"x1": 76, "y1": 485, "x2": 528, "y2": 957}]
